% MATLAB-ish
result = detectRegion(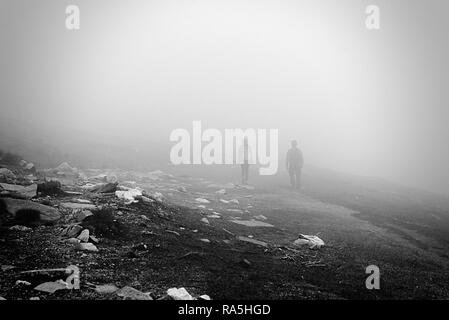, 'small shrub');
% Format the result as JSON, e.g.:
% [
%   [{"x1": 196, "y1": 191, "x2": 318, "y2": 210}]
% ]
[
  {"x1": 81, "y1": 208, "x2": 128, "y2": 239},
  {"x1": 37, "y1": 181, "x2": 65, "y2": 197}
]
